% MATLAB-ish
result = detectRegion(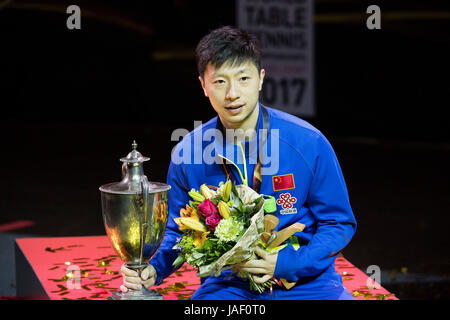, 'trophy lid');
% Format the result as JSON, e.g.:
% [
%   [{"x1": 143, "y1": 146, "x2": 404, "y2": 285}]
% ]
[
  {"x1": 99, "y1": 141, "x2": 171, "y2": 194},
  {"x1": 120, "y1": 140, "x2": 150, "y2": 163}
]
